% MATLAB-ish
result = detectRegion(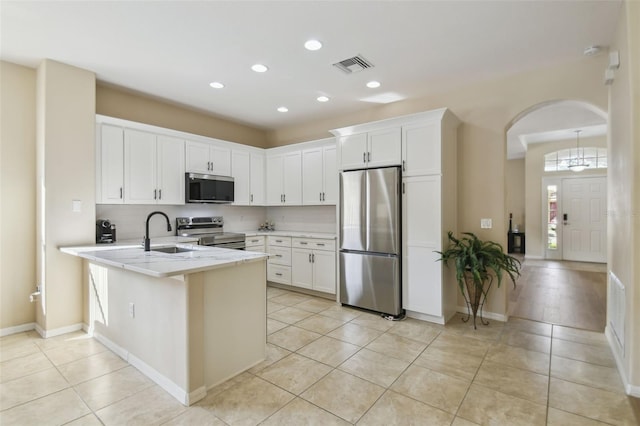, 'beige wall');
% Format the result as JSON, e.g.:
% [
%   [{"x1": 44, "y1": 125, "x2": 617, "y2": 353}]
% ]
[
  {"x1": 608, "y1": 0, "x2": 640, "y2": 392},
  {"x1": 37, "y1": 60, "x2": 96, "y2": 332},
  {"x1": 96, "y1": 84, "x2": 268, "y2": 148},
  {"x1": 0, "y1": 62, "x2": 37, "y2": 331},
  {"x1": 506, "y1": 159, "x2": 525, "y2": 233},
  {"x1": 524, "y1": 136, "x2": 607, "y2": 258}
]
